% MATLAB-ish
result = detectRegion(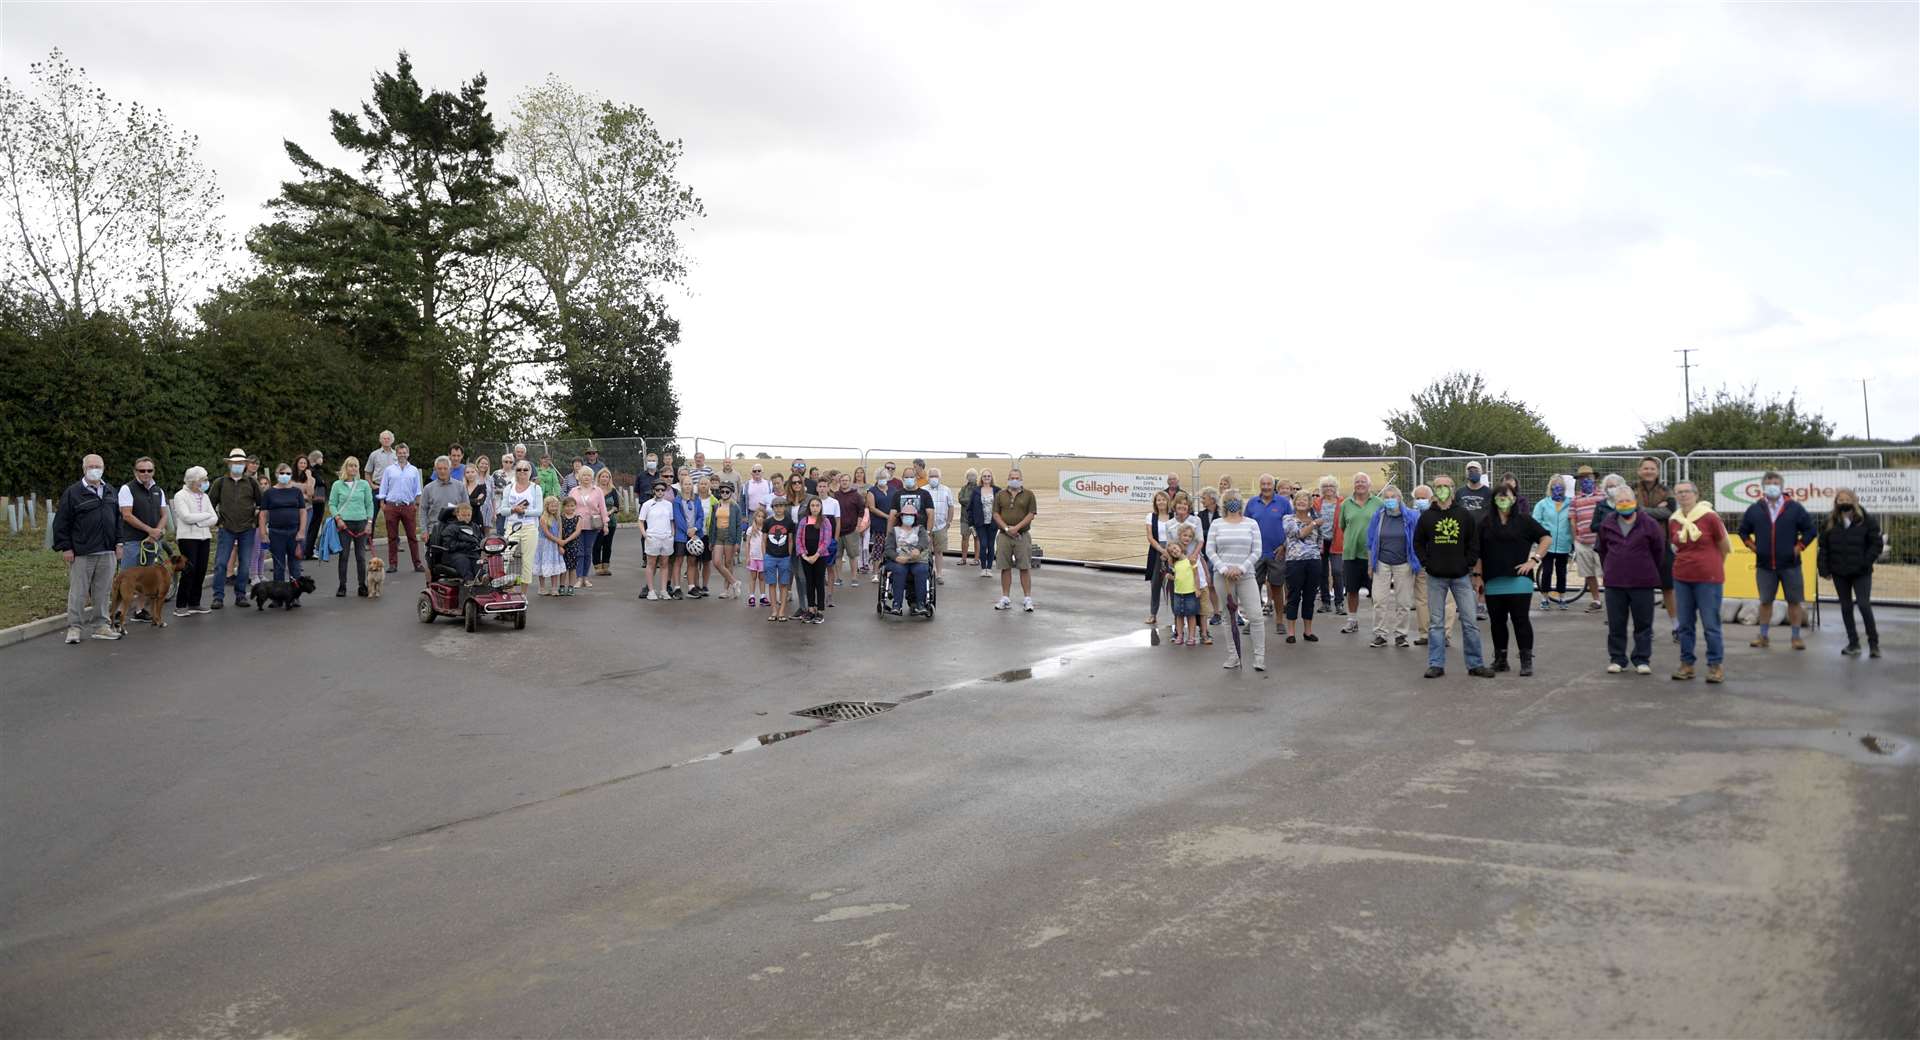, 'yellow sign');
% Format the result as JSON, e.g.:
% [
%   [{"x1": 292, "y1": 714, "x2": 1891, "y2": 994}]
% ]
[{"x1": 1723, "y1": 536, "x2": 1819, "y2": 600}]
